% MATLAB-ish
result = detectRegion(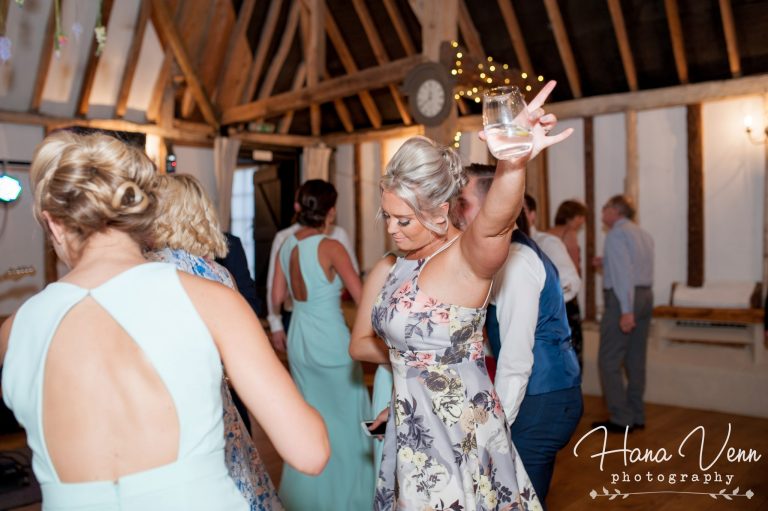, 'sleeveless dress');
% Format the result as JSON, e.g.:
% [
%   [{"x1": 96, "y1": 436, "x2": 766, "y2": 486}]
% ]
[
  {"x1": 150, "y1": 248, "x2": 283, "y2": 511},
  {"x1": 2, "y1": 263, "x2": 249, "y2": 511},
  {"x1": 371, "y1": 242, "x2": 541, "y2": 511},
  {"x1": 277, "y1": 234, "x2": 375, "y2": 510}
]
